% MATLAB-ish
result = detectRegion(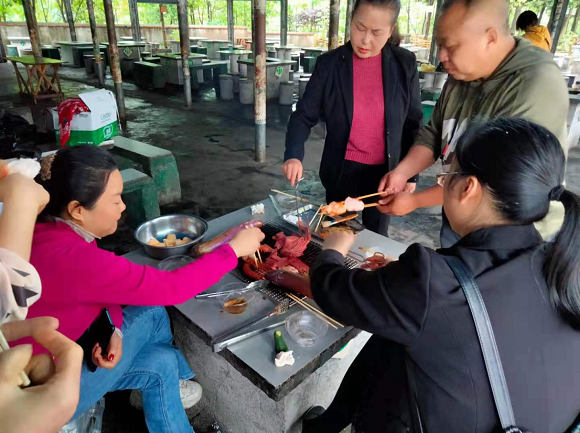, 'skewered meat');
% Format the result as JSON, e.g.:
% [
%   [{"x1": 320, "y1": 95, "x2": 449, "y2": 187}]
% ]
[{"x1": 322, "y1": 197, "x2": 365, "y2": 217}]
